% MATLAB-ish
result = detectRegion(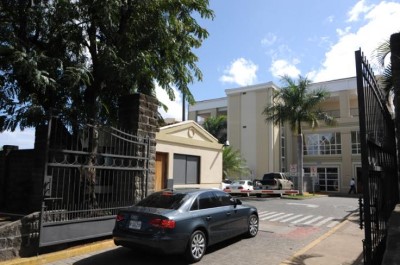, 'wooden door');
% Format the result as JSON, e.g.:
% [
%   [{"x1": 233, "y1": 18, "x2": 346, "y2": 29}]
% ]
[{"x1": 155, "y1": 152, "x2": 168, "y2": 191}]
